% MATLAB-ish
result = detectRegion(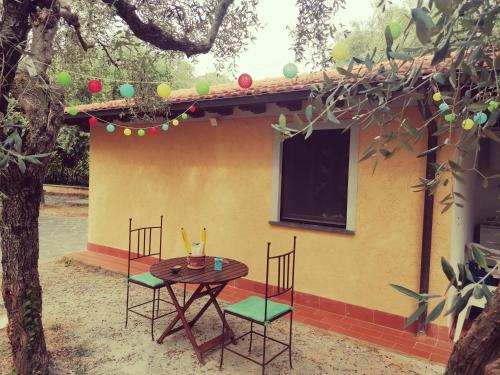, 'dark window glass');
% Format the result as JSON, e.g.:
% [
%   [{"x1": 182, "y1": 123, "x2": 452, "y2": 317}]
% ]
[{"x1": 280, "y1": 129, "x2": 350, "y2": 228}]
